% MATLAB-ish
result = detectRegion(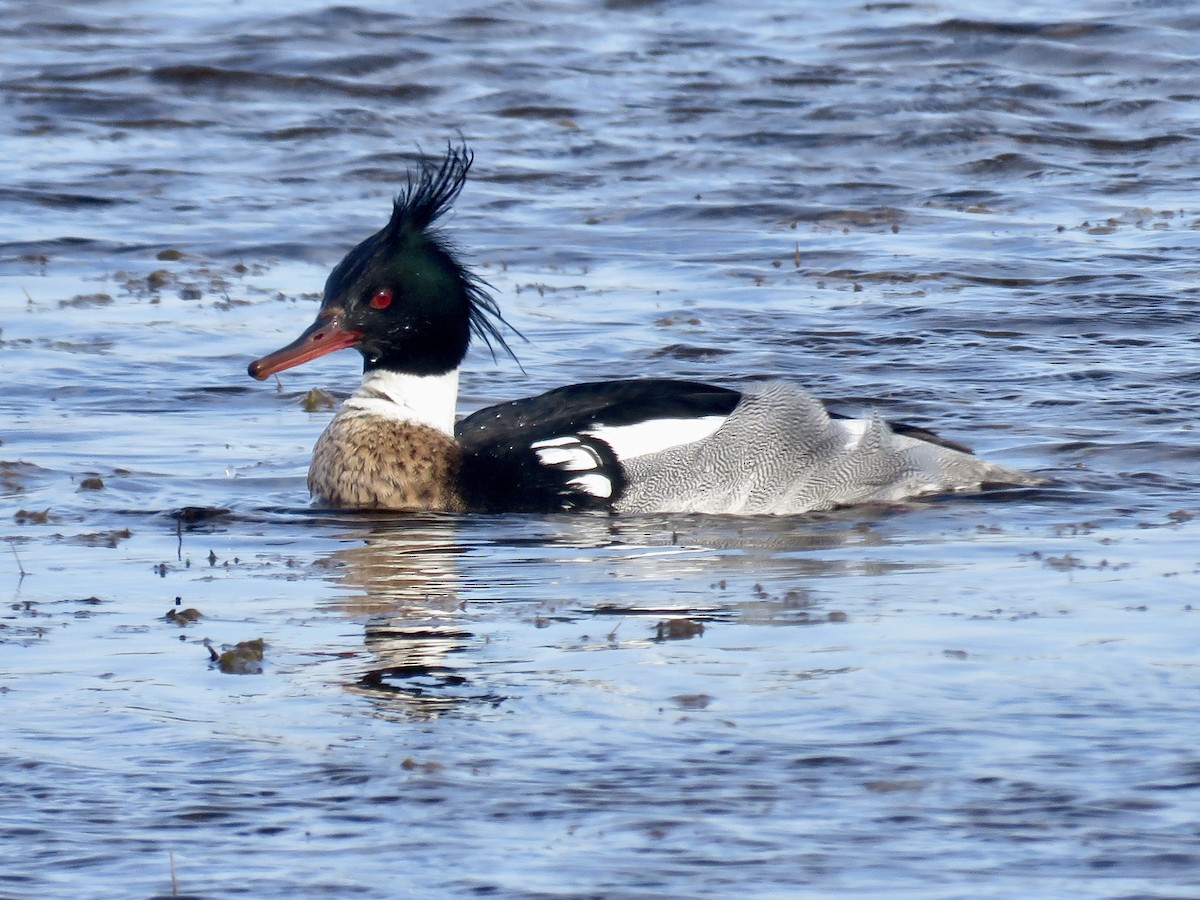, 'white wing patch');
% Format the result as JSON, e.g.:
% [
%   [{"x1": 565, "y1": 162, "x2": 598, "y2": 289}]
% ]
[
  {"x1": 531, "y1": 437, "x2": 605, "y2": 471},
  {"x1": 566, "y1": 473, "x2": 613, "y2": 499},
  {"x1": 531, "y1": 437, "x2": 613, "y2": 500},
  {"x1": 583, "y1": 415, "x2": 727, "y2": 461}
]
